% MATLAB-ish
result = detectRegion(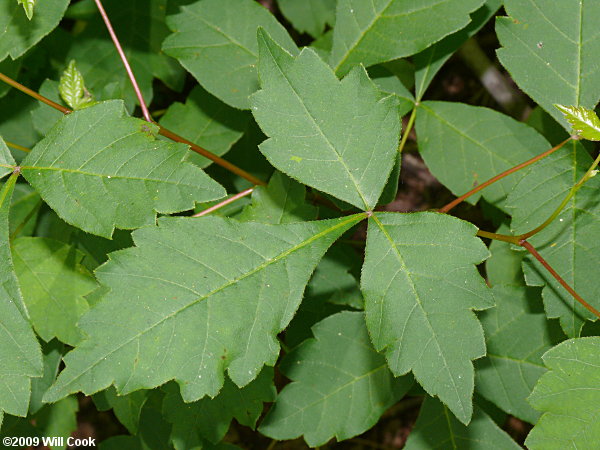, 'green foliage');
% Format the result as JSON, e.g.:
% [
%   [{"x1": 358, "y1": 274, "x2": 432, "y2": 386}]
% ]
[
  {"x1": 475, "y1": 285, "x2": 561, "y2": 424},
  {"x1": 555, "y1": 104, "x2": 600, "y2": 140},
  {"x1": 277, "y1": 0, "x2": 336, "y2": 38},
  {"x1": 12, "y1": 237, "x2": 97, "y2": 346},
  {"x1": 21, "y1": 100, "x2": 225, "y2": 237},
  {"x1": 329, "y1": 0, "x2": 485, "y2": 76},
  {"x1": 405, "y1": 397, "x2": 520, "y2": 449},
  {"x1": 159, "y1": 86, "x2": 249, "y2": 168},
  {"x1": 0, "y1": 176, "x2": 43, "y2": 418},
  {"x1": 0, "y1": 0, "x2": 69, "y2": 62},
  {"x1": 416, "y1": 101, "x2": 550, "y2": 210},
  {"x1": 43, "y1": 215, "x2": 363, "y2": 403},
  {"x1": 252, "y1": 31, "x2": 400, "y2": 210},
  {"x1": 2, "y1": 0, "x2": 600, "y2": 446},
  {"x1": 508, "y1": 141, "x2": 600, "y2": 336},
  {"x1": 526, "y1": 337, "x2": 600, "y2": 449},
  {"x1": 497, "y1": 0, "x2": 600, "y2": 130},
  {"x1": 163, "y1": 0, "x2": 298, "y2": 109},
  {"x1": 260, "y1": 311, "x2": 411, "y2": 446},
  {"x1": 58, "y1": 60, "x2": 95, "y2": 110},
  {"x1": 17, "y1": 0, "x2": 36, "y2": 20},
  {"x1": 362, "y1": 212, "x2": 493, "y2": 424}
]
